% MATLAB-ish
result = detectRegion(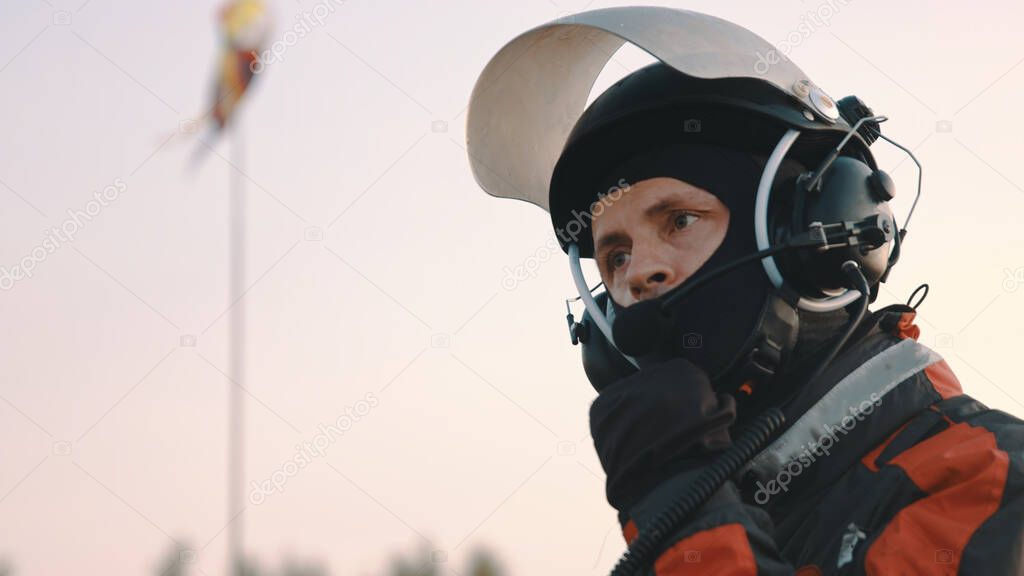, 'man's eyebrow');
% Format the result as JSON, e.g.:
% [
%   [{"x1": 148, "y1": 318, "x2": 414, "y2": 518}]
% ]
[
  {"x1": 643, "y1": 195, "x2": 675, "y2": 216},
  {"x1": 595, "y1": 231, "x2": 630, "y2": 254},
  {"x1": 644, "y1": 198, "x2": 683, "y2": 218},
  {"x1": 645, "y1": 196, "x2": 713, "y2": 219}
]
